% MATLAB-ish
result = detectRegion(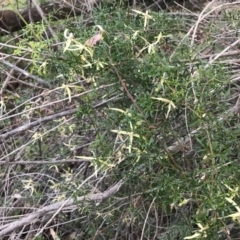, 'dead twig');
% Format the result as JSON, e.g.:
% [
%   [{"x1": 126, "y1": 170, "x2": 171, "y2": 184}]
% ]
[
  {"x1": 0, "y1": 159, "x2": 90, "y2": 165},
  {"x1": 0, "y1": 180, "x2": 123, "y2": 237},
  {"x1": 1, "y1": 59, "x2": 51, "y2": 87},
  {"x1": 0, "y1": 108, "x2": 77, "y2": 140}
]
